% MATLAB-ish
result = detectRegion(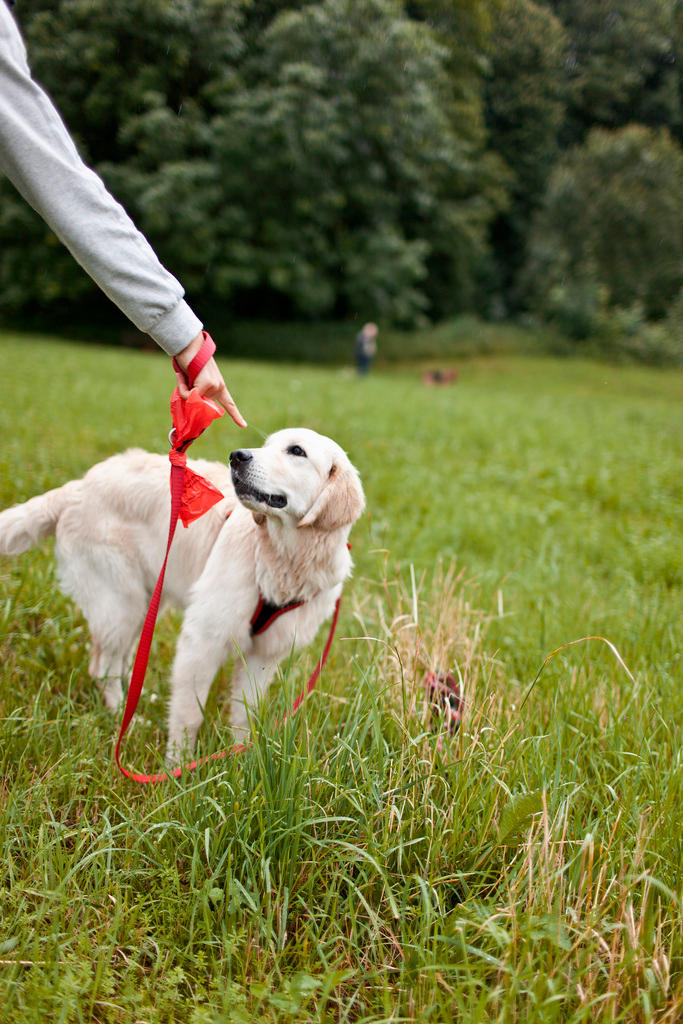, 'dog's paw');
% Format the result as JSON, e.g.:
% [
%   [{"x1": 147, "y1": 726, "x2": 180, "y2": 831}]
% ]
[
  {"x1": 164, "y1": 739, "x2": 186, "y2": 770},
  {"x1": 96, "y1": 677, "x2": 125, "y2": 714}
]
